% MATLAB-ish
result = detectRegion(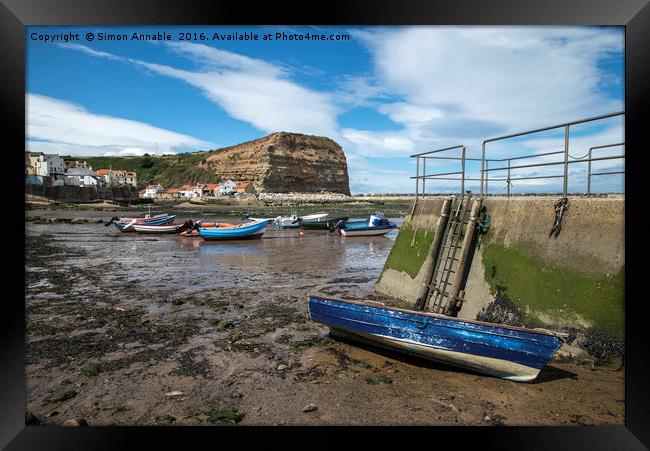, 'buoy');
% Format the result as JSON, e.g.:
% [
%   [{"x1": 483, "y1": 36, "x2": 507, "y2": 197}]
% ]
[{"x1": 299, "y1": 230, "x2": 304, "y2": 237}]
